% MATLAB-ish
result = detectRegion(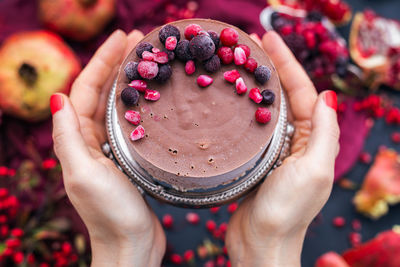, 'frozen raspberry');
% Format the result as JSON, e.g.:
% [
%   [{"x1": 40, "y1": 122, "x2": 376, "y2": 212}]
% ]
[
  {"x1": 186, "y1": 212, "x2": 200, "y2": 224},
  {"x1": 254, "y1": 65, "x2": 271, "y2": 84},
  {"x1": 175, "y1": 40, "x2": 194, "y2": 61},
  {"x1": 197, "y1": 75, "x2": 213, "y2": 87},
  {"x1": 130, "y1": 125, "x2": 145, "y2": 141},
  {"x1": 234, "y1": 47, "x2": 247, "y2": 65},
  {"x1": 128, "y1": 80, "x2": 147, "y2": 93},
  {"x1": 235, "y1": 44, "x2": 250, "y2": 57},
  {"x1": 138, "y1": 61, "x2": 159, "y2": 80},
  {"x1": 125, "y1": 110, "x2": 141, "y2": 125},
  {"x1": 235, "y1": 77, "x2": 247, "y2": 95},
  {"x1": 255, "y1": 107, "x2": 271, "y2": 124},
  {"x1": 144, "y1": 89, "x2": 160, "y2": 101},
  {"x1": 208, "y1": 30, "x2": 220, "y2": 48},
  {"x1": 155, "y1": 64, "x2": 172, "y2": 83},
  {"x1": 124, "y1": 61, "x2": 140, "y2": 81},
  {"x1": 184, "y1": 23, "x2": 203, "y2": 40},
  {"x1": 185, "y1": 60, "x2": 196, "y2": 75},
  {"x1": 154, "y1": 52, "x2": 169, "y2": 64},
  {"x1": 162, "y1": 214, "x2": 173, "y2": 229},
  {"x1": 249, "y1": 88, "x2": 263, "y2": 103},
  {"x1": 244, "y1": 57, "x2": 257, "y2": 73},
  {"x1": 220, "y1": 27, "x2": 239, "y2": 46},
  {"x1": 203, "y1": 55, "x2": 221, "y2": 73},
  {"x1": 223, "y1": 70, "x2": 240, "y2": 83},
  {"x1": 217, "y1": 47, "x2": 234, "y2": 65},
  {"x1": 136, "y1": 42, "x2": 154, "y2": 58},
  {"x1": 163, "y1": 49, "x2": 175, "y2": 61},
  {"x1": 159, "y1": 24, "x2": 181, "y2": 44},
  {"x1": 142, "y1": 51, "x2": 155, "y2": 61},
  {"x1": 189, "y1": 35, "x2": 215, "y2": 61},
  {"x1": 165, "y1": 36, "x2": 177, "y2": 50},
  {"x1": 261, "y1": 90, "x2": 275, "y2": 105},
  {"x1": 121, "y1": 87, "x2": 139, "y2": 106}
]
